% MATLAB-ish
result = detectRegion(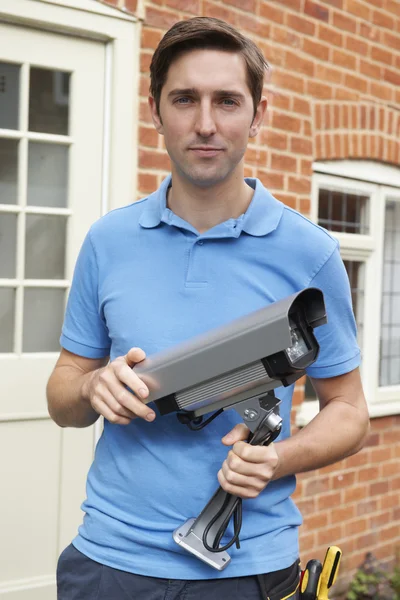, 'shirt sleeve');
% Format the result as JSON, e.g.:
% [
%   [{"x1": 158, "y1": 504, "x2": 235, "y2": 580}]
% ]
[
  {"x1": 60, "y1": 229, "x2": 111, "y2": 359},
  {"x1": 305, "y1": 243, "x2": 361, "y2": 379}
]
